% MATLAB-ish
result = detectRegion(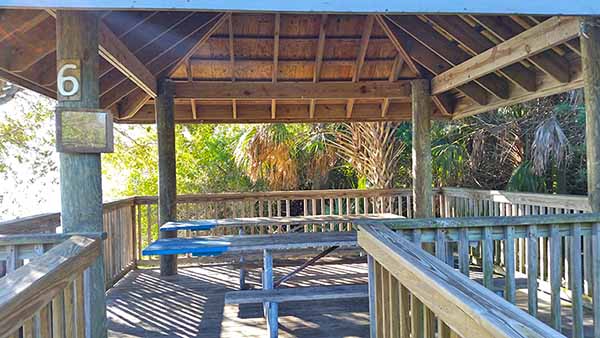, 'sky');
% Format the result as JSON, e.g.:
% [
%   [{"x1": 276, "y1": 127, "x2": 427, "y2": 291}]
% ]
[{"x1": 0, "y1": 90, "x2": 134, "y2": 220}]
